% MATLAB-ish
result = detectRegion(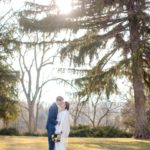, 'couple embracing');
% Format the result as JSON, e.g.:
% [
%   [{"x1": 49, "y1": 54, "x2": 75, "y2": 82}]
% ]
[{"x1": 46, "y1": 96, "x2": 70, "y2": 150}]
